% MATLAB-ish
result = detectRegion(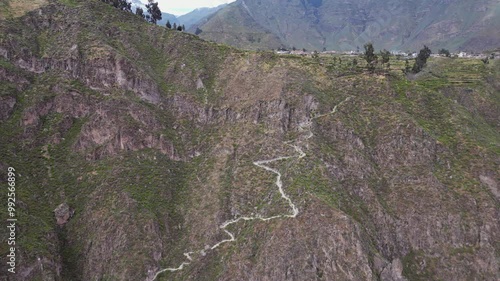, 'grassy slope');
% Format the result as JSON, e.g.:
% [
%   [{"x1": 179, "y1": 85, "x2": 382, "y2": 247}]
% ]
[{"x1": 0, "y1": 0, "x2": 48, "y2": 19}]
